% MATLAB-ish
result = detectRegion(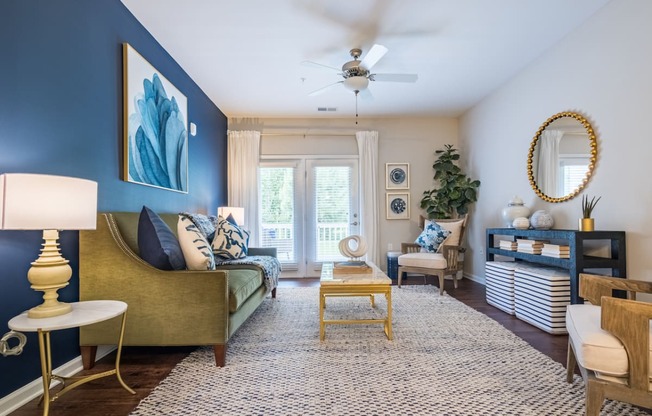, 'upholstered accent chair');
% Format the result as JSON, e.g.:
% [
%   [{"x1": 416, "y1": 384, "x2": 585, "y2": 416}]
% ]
[
  {"x1": 397, "y1": 215, "x2": 467, "y2": 295},
  {"x1": 566, "y1": 273, "x2": 652, "y2": 415}
]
